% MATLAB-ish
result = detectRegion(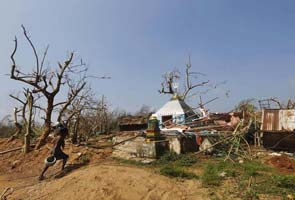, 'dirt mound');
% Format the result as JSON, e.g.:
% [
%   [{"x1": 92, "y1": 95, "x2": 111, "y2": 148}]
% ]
[
  {"x1": 0, "y1": 137, "x2": 209, "y2": 200},
  {"x1": 0, "y1": 138, "x2": 23, "y2": 151},
  {"x1": 267, "y1": 154, "x2": 295, "y2": 172},
  {"x1": 0, "y1": 138, "x2": 112, "y2": 180},
  {"x1": 8, "y1": 164, "x2": 208, "y2": 200}
]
